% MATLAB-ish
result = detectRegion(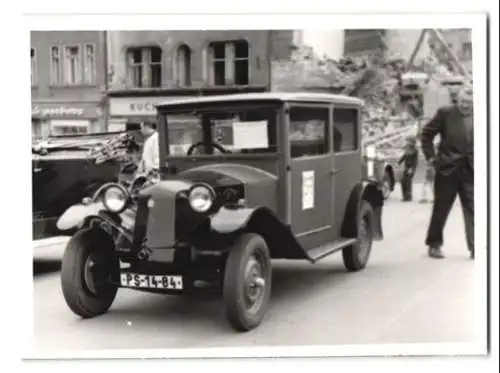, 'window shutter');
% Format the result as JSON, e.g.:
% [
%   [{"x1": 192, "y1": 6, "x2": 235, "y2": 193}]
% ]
[
  {"x1": 126, "y1": 49, "x2": 135, "y2": 87},
  {"x1": 143, "y1": 48, "x2": 151, "y2": 87},
  {"x1": 225, "y1": 43, "x2": 235, "y2": 85},
  {"x1": 204, "y1": 46, "x2": 214, "y2": 85}
]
